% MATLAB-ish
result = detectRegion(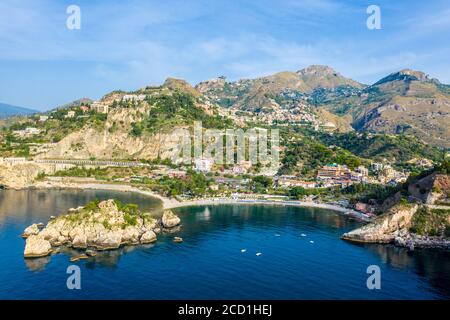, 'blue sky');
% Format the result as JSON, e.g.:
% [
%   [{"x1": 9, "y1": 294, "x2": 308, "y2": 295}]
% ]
[{"x1": 0, "y1": 0, "x2": 449, "y2": 111}]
